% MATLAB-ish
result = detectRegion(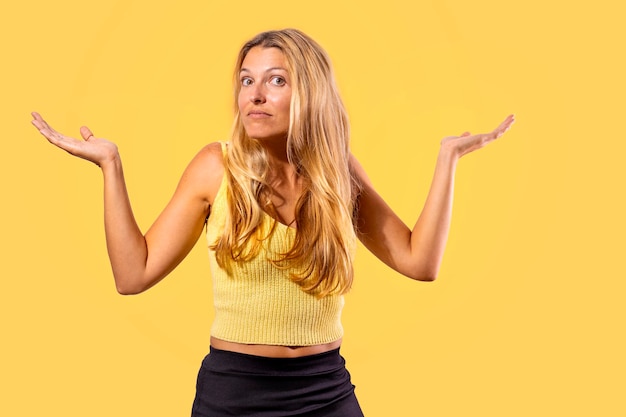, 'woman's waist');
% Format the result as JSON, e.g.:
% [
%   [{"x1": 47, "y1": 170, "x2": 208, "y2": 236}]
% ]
[{"x1": 210, "y1": 336, "x2": 342, "y2": 358}]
